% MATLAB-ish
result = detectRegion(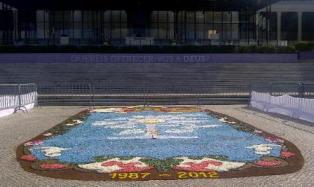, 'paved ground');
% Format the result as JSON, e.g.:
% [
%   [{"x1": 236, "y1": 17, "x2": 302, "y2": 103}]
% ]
[{"x1": 0, "y1": 105, "x2": 313, "y2": 187}]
